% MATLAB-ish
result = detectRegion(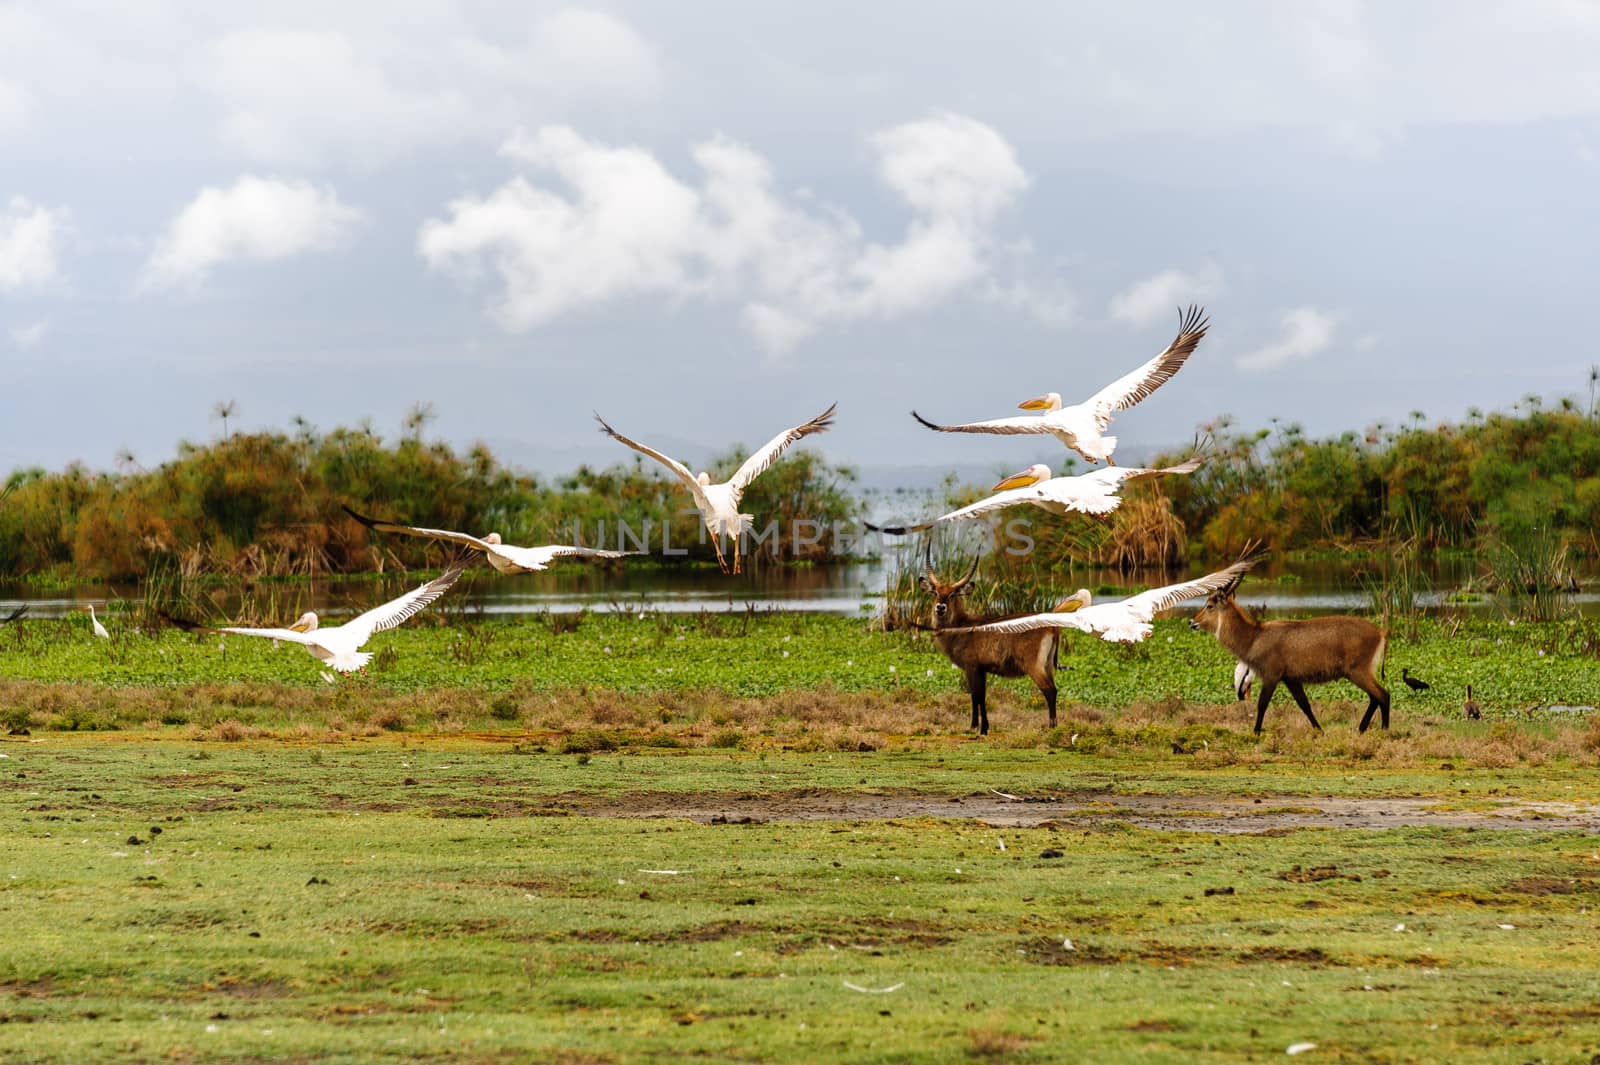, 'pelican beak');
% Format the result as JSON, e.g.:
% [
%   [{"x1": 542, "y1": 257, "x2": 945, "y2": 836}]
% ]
[
  {"x1": 1017, "y1": 394, "x2": 1054, "y2": 411},
  {"x1": 288, "y1": 615, "x2": 314, "y2": 633},
  {"x1": 1052, "y1": 591, "x2": 1088, "y2": 613},
  {"x1": 992, "y1": 468, "x2": 1043, "y2": 492}
]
